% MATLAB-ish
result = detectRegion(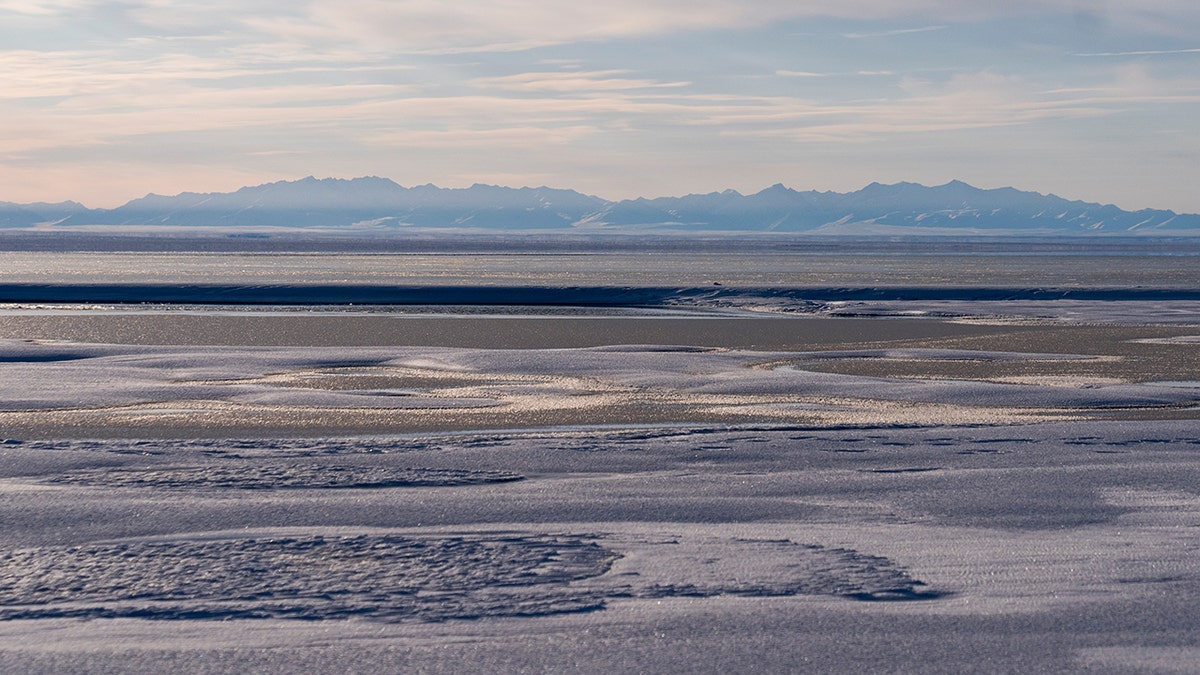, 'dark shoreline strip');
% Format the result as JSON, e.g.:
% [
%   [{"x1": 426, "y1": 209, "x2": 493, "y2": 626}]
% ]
[{"x1": 2, "y1": 284, "x2": 1200, "y2": 306}]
